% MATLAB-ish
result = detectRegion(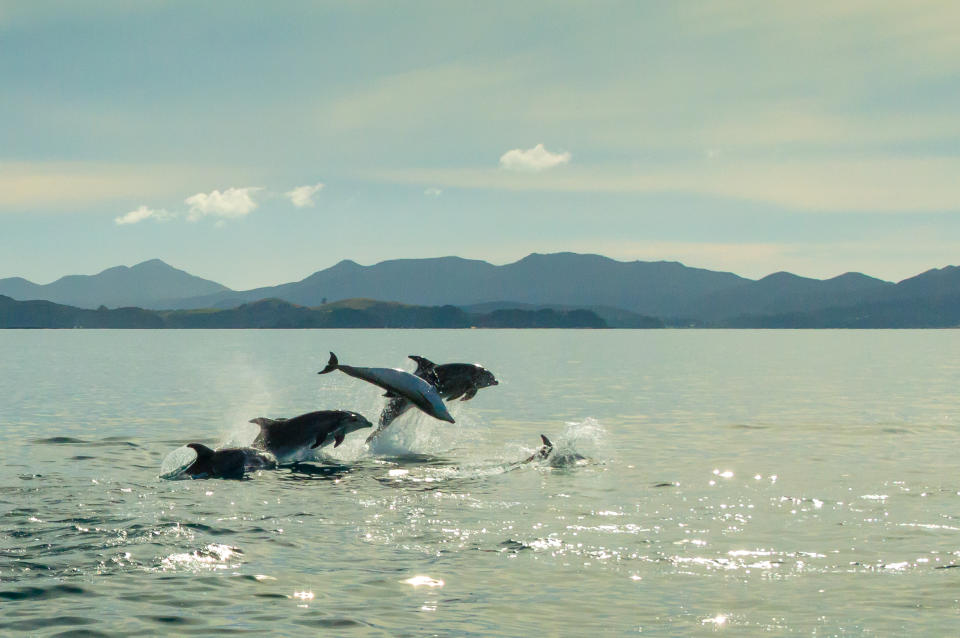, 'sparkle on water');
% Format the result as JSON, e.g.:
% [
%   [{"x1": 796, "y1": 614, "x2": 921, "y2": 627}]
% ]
[{"x1": 1, "y1": 329, "x2": 959, "y2": 635}]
